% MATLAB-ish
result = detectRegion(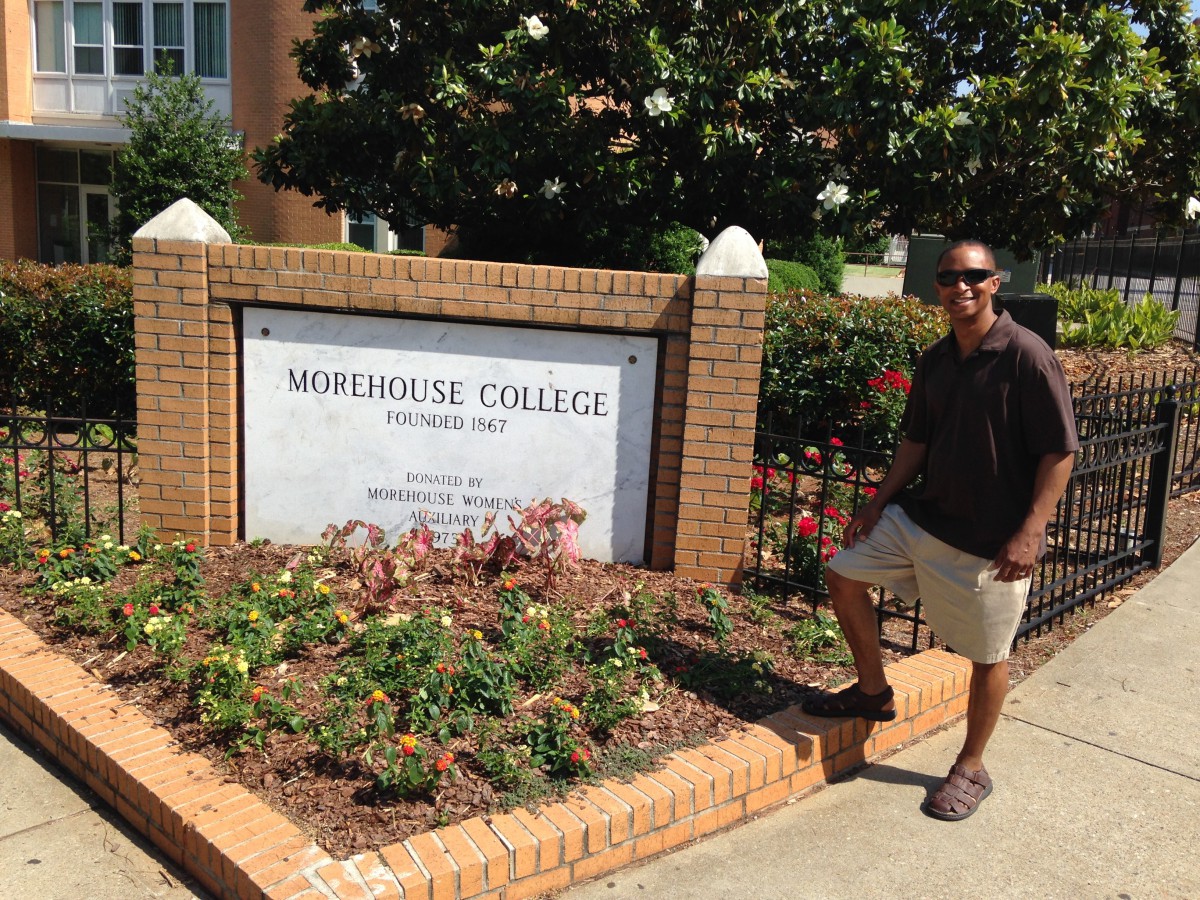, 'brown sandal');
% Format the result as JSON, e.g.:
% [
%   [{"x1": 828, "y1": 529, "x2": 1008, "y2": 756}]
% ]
[
  {"x1": 801, "y1": 682, "x2": 897, "y2": 722},
  {"x1": 924, "y1": 764, "x2": 993, "y2": 821}
]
